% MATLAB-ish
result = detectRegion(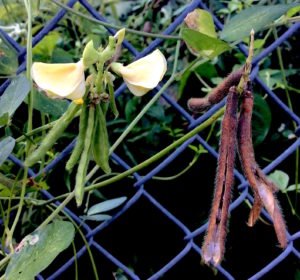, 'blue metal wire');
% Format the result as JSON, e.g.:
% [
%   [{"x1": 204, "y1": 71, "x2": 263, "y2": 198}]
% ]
[{"x1": 1, "y1": 0, "x2": 299, "y2": 279}]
